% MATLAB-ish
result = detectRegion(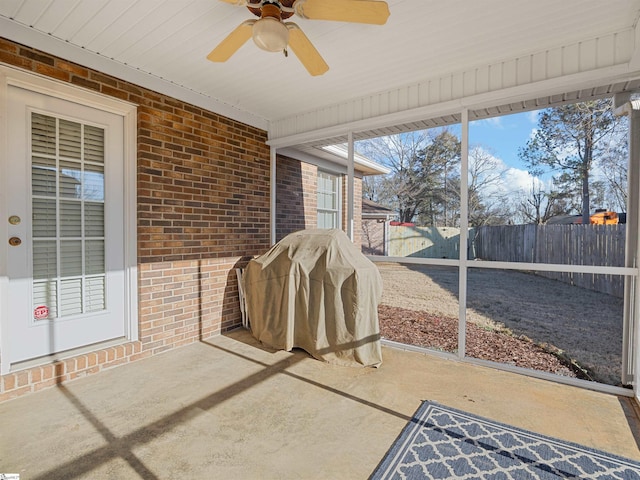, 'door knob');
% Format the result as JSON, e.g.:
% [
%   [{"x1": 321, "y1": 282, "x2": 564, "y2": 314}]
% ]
[
  {"x1": 8, "y1": 215, "x2": 20, "y2": 225},
  {"x1": 8, "y1": 237, "x2": 22, "y2": 247}
]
